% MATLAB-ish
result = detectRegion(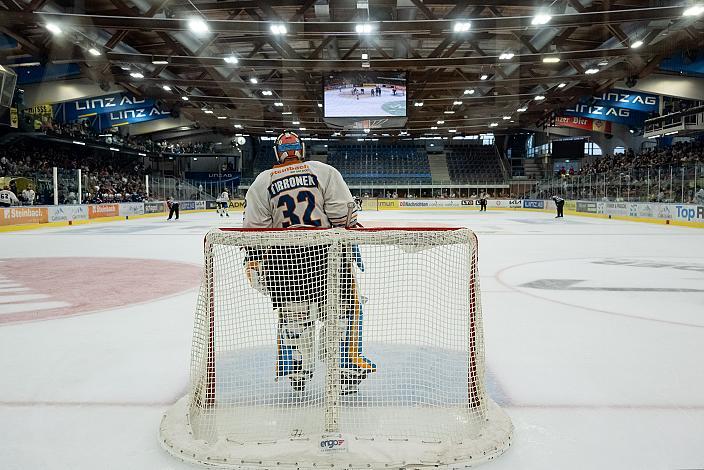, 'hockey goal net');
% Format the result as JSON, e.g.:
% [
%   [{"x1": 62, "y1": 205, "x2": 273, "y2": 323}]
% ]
[{"x1": 160, "y1": 227, "x2": 512, "y2": 468}]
